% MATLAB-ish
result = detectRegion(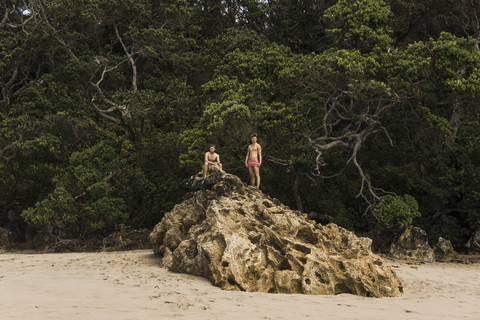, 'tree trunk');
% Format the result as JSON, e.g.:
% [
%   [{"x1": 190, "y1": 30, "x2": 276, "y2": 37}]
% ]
[
  {"x1": 448, "y1": 96, "x2": 464, "y2": 142},
  {"x1": 293, "y1": 173, "x2": 303, "y2": 212}
]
